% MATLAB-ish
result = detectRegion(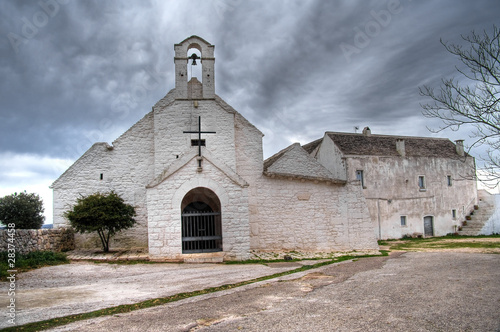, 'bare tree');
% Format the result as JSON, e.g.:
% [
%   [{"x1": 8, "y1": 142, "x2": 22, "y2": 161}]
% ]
[{"x1": 420, "y1": 25, "x2": 500, "y2": 188}]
